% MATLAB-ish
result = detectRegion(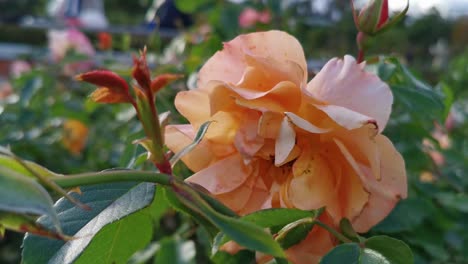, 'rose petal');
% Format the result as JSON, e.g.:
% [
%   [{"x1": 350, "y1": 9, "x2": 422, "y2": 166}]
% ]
[
  {"x1": 165, "y1": 125, "x2": 215, "y2": 172},
  {"x1": 331, "y1": 125, "x2": 381, "y2": 180},
  {"x1": 217, "y1": 171, "x2": 269, "y2": 214},
  {"x1": 174, "y1": 90, "x2": 210, "y2": 128},
  {"x1": 275, "y1": 117, "x2": 297, "y2": 166},
  {"x1": 198, "y1": 30, "x2": 308, "y2": 89},
  {"x1": 285, "y1": 112, "x2": 331, "y2": 134},
  {"x1": 306, "y1": 55, "x2": 392, "y2": 132},
  {"x1": 206, "y1": 111, "x2": 240, "y2": 144},
  {"x1": 313, "y1": 102, "x2": 377, "y2": 131},
  {"x1": 238, "y1": 177, "x2": 270, "y2": 215},
  {"x1": 186, "y1": 154, "x2": 252, "y2": 194},
  {"x1": 234, "y1": 112, "x2": 265, "y2": 160},
  {"x1": 237, "y1": 54, "x2": 304, "y2": 89},
  {"x1": 333, "y1": 135, "x2": 407, "y2": 232},
  {"x1": 258, "y1": 111, "x2": 283, "y2": 139},
  {"x1": 232, "y1": 81, "x2": 301, "y2": 112},
  {"x1": 287, "y1": 147, "x2": 336, "y2": 210},
  {"x1": 208, "y1": 81, "x2": 240, "y2": 115},
  {"x1": 352, "y1": 135, "x2": 407, "y2": 232}
]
